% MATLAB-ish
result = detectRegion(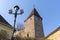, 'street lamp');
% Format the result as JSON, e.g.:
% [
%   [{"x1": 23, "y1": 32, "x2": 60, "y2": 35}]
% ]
[{"x1": 8, "y1": 5, "x2": 24, "y2": 40}]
